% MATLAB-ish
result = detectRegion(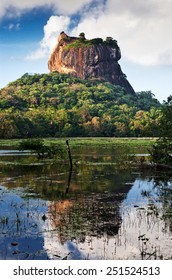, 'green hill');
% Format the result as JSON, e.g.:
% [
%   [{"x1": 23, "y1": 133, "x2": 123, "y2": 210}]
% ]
[{"x1": 0, "y1": 72, "x2": 162, "y2": 138}]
